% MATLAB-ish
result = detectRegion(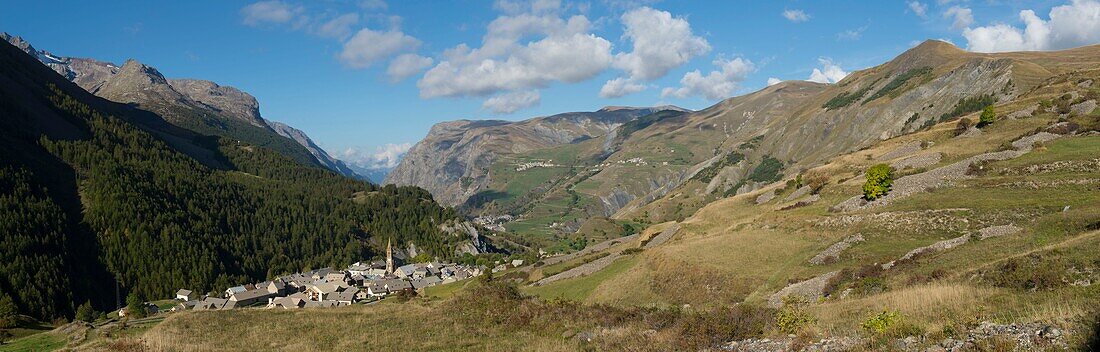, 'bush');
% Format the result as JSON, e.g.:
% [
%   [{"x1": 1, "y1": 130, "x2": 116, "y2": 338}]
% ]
[
  {"x1": 775, "y1": 297, "x2": 816, "y2": 334},
  {"x1": 861, "y1": 310, "x2": 900, "y2": 335},
  {"x1": 803, "y1": 170, "x2": 830, "y2": 194},
  {"x1": 75, "y1": 301, "x2": 97, "y2": 323},
  {"x1": 125, "y1": 294, "x2": 146, "y2": 319},
  {"x1": 620, "y1": 247, "x2": 644, "y2": 255},
  {"x1": 978, "y1": 106, "x2": 996, "y2": 127},
  {"x1": 862, "y1": 164, "x2": 893, "y2": 200},
  {"x1": 0, "y1": 294, "x2": 16, "y2": 329},
  {"x1": 954, "y1": 118, "x2": 973, "y2": 136}
]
